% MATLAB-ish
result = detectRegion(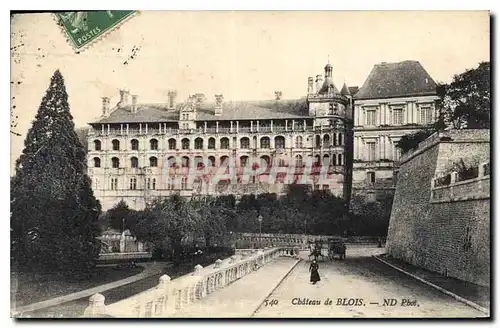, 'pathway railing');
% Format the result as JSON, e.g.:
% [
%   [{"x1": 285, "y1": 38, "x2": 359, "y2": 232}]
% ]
[{"x1": 83, "y1": 247, "x2": 291, "y2": 318}]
